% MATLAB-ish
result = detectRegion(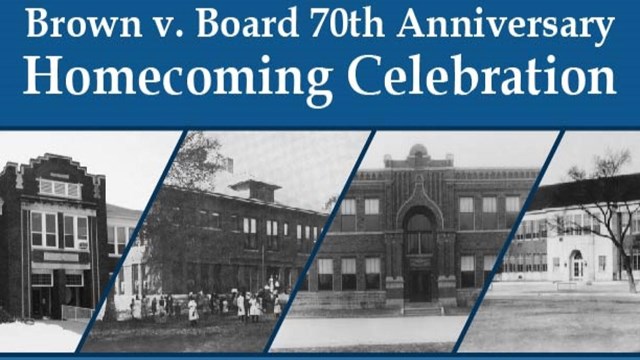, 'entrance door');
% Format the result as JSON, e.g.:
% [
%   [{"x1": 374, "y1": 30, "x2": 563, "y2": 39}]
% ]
[
  {"x1": 571, "y1": 251, "x2": 585, "y2": 280},
  {"x1": 31, "y1": 287, "x2": 52, "y2": 319},
  {"x1": 407, "y1": 270, "x2": 431, "y2": 302}
]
